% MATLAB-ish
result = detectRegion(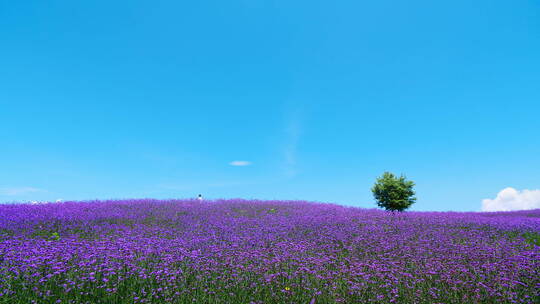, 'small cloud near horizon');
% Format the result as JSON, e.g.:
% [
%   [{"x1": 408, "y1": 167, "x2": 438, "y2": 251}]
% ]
[
  {"x1": 0, "y1": 187, "x2": 42, "y2": 196},
  {"x1": 482, "y1": 187, "x2": 540, "y2": 211},
  {"x1": 229, "y1": 161, "x2": 252, "y2": 166}
]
